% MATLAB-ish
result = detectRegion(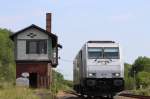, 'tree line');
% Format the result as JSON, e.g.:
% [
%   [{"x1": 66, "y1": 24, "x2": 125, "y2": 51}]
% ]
[{"x1": 125, "y1": 57, "x2": 150, "y2": 90}]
